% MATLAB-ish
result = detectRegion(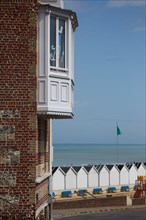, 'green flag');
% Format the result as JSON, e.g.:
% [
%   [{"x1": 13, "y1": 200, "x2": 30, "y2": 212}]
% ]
[{"x1": 117, "y1": 126, "x2": 122, "y2": 135}]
